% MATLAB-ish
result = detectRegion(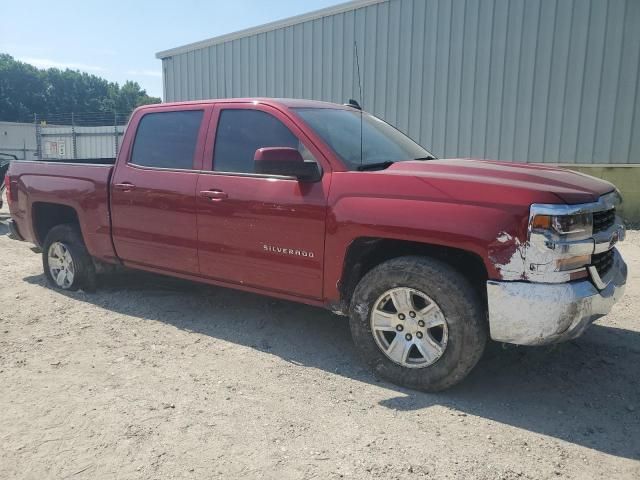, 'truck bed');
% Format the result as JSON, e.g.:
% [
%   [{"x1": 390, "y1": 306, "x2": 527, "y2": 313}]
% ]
[{"x1": 6, "y1": 160, "x2": 117, "y2": 262}]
